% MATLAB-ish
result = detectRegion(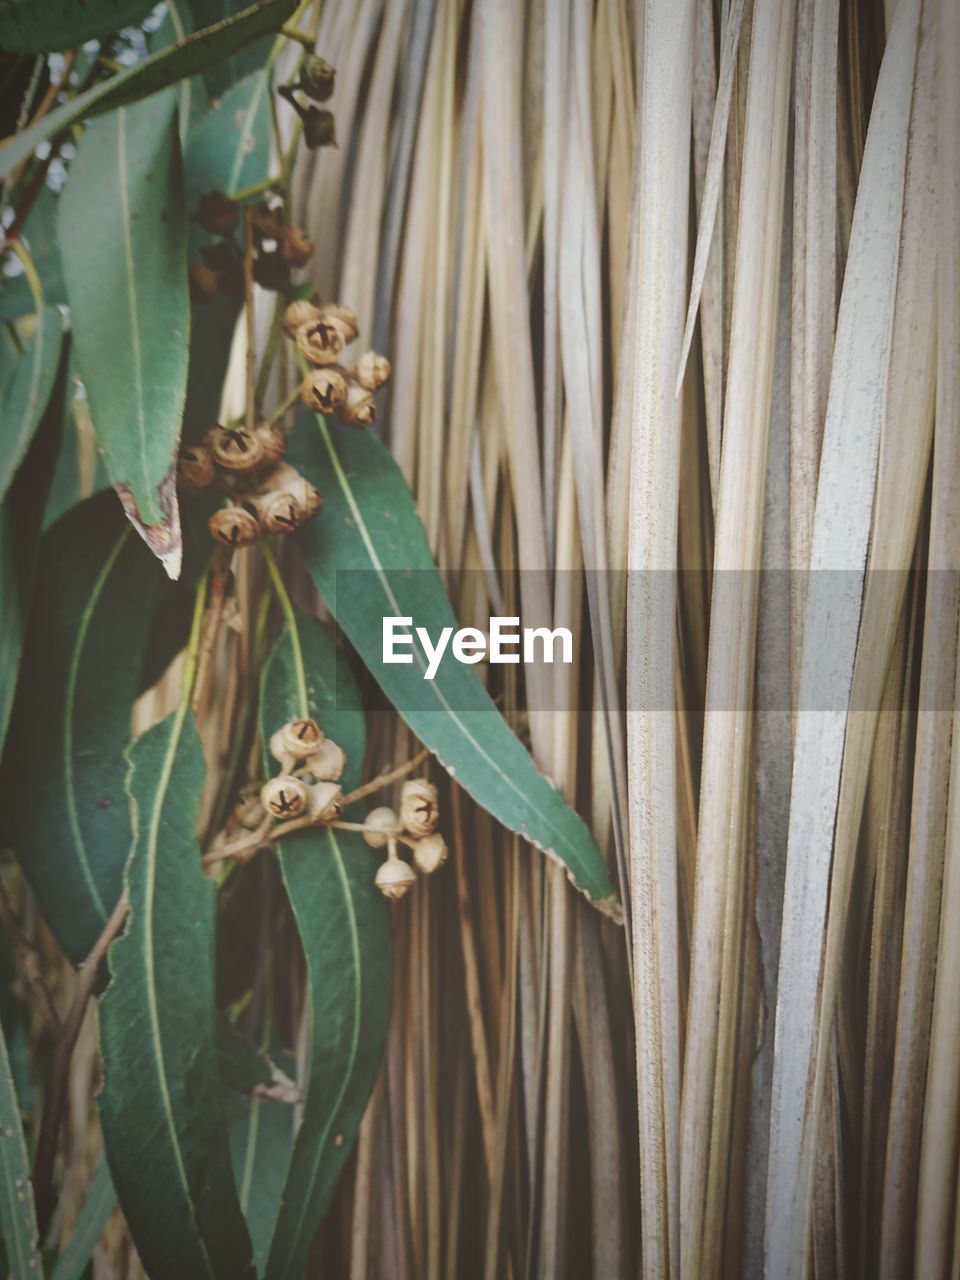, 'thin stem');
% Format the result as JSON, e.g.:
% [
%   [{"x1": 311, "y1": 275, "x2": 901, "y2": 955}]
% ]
[
  {"x1": 33, "y1": 891, "x2": 129, "y2": 1239},
  {"x1": 243, "y1": 208, "x2": 256, "y2": 432},
  {"x1": 6, "y1": 235, "x2": 44, "y2": 308},
  {"x1": 339, "y1": 748, "x2": 431, "y2": 807},
  {"x1": 266, "y1": 381, "x2": 302, "y2": 428},
  {"x1": 229, "y1": 173, "x2": 283, "y2": 202}
]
